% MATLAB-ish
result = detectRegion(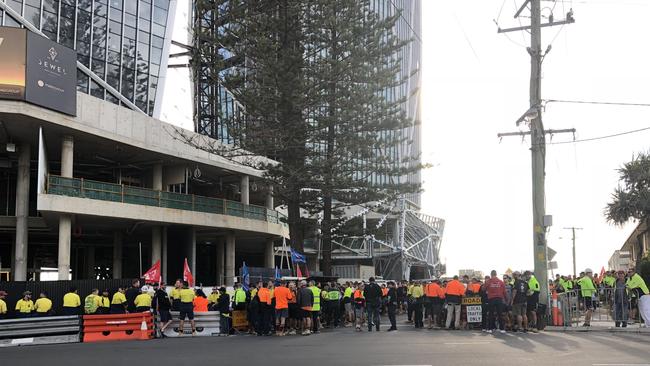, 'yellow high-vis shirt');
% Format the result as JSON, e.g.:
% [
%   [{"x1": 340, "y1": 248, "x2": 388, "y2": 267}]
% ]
[
  {"x1": 63, "y1": 293, "x2": 81, "y2": 308},
  {"x1": 179, "y1": 289, "x2": 195, "y2": 303},
  {"x1": 0, "y1": 299, "x2": 7, "y2": 314},
  {"x1": 134, "y1": 293, "x2": 152, "y2": 307},
  {"x1": 16, "y1": 299, "x2": 34, "y2": 313},
  {"x1": 411, "y1": 285, "x2": 424, "y2": 299},
  {"x1": 112, "y1": 292, "x2": 127, "y2": 304},
  {"x1": 170, "y1": 288, "x2": 181, "y2": 300},
  {"x1": 208, "y1": 292, "x2": 220, "y2": 304},
  {"x1": 35, "y1": 298, "x2": 53, "y2": 313}
]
